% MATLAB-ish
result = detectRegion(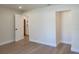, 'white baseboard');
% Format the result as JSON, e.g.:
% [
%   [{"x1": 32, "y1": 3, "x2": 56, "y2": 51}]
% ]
[
  {"x1": 15, "y1": 38, "x2": 24, "y2": 41},
  {"x1": 15, "y1": 39, "x2": 22, "y2": 41},
  {"x1": 0, "y1": 40, "x2": 14, "y2": 46},
  {"x1": 29, "y1": 39, "x2": 56, "y2": 47},
  {"x1": 62, "y1": 40, "x2": 71, "y2": 45},
  {"x1": 71, "y1": 47, "x2": 79, "y2": 53}
]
